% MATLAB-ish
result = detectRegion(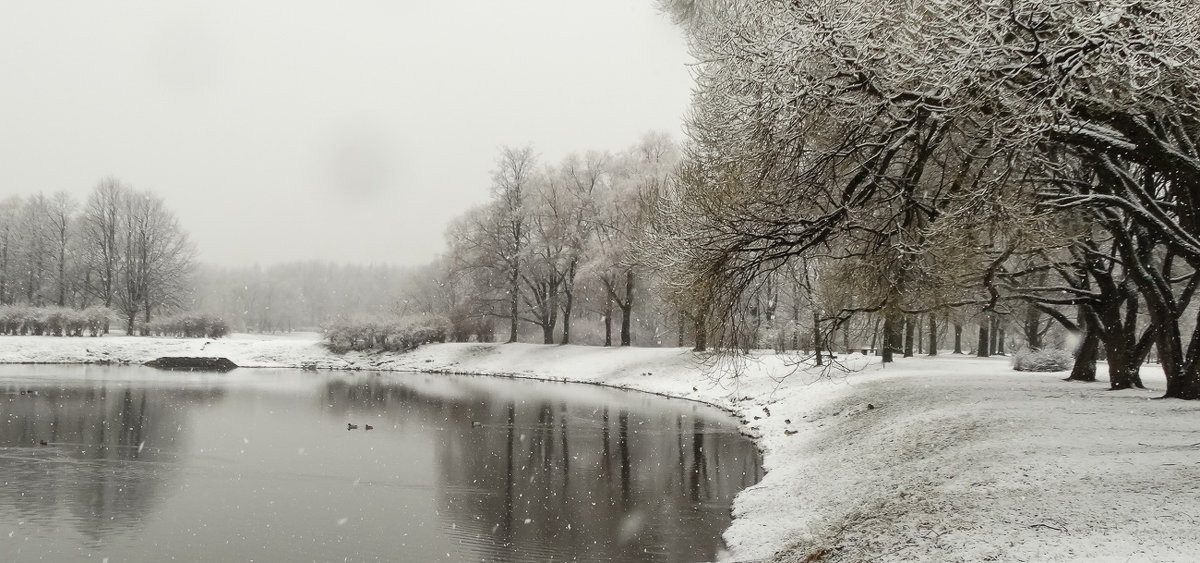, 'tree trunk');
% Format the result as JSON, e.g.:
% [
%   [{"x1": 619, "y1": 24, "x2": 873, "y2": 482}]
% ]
[
  {"x1": 560, "y1": 261, "x2": 576, "y2": 345},
  {"x1": 57, "y1": 244, "x2": 67, "y2": 307},
  {"x1": 508, "y1": 266, "x2": 520, "y2": 343},
  {"x1": 977, "y1": 322, "x2": 990, "y2": 357},
  {"x1": 928, "y1": 313, "x2": 938, "y2": 356},
  {"x1": 1155, "y1": 308, "x2": 1200, "y2": 399},
  {"x1": 1106, "y1": 341, "x2": 1141, "y2": 390},
  {"x1": 881, "y1": 315, "x2": 896, "y2": 363},
  {"x1": 916, "y1": 315, "x2": 924, "y2": 354},
  {"x1": 603, "y1": 295, "x2": 613, "y2": 347},
  {"x1": 871, "y1": 317, "x2": 881, "y2": 356},
  {"x1": 903, "y1": 316, "x2": 914, "y2": 357},
  {"x1": 812, "y1": 309, "x2": 823, "y2": 366},
  {"x1": 792, "y1": 302, "x2": 801, "y2": 352},
  {"x1": 692, "y1": 311, "x2": 707, "y2": 352},
  {"x1": 989, "y1": 315, "x2": 1000, "y2": 356},
  {"x1": 560, "y1": 297, "x2": 573, "y2": 345},
  {"x1": 1066, "y1": 329, "x2": 1099, "y2": 382},
  {"x1": 619, "y1": 269, "x2": 634, "y2": 347},
  {"x1": 1024, "y1": 306, "x2": 1043, "y2": 351},
  {"x1": 953, "y1": 322, "x2": 963, "y2": 354}
]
